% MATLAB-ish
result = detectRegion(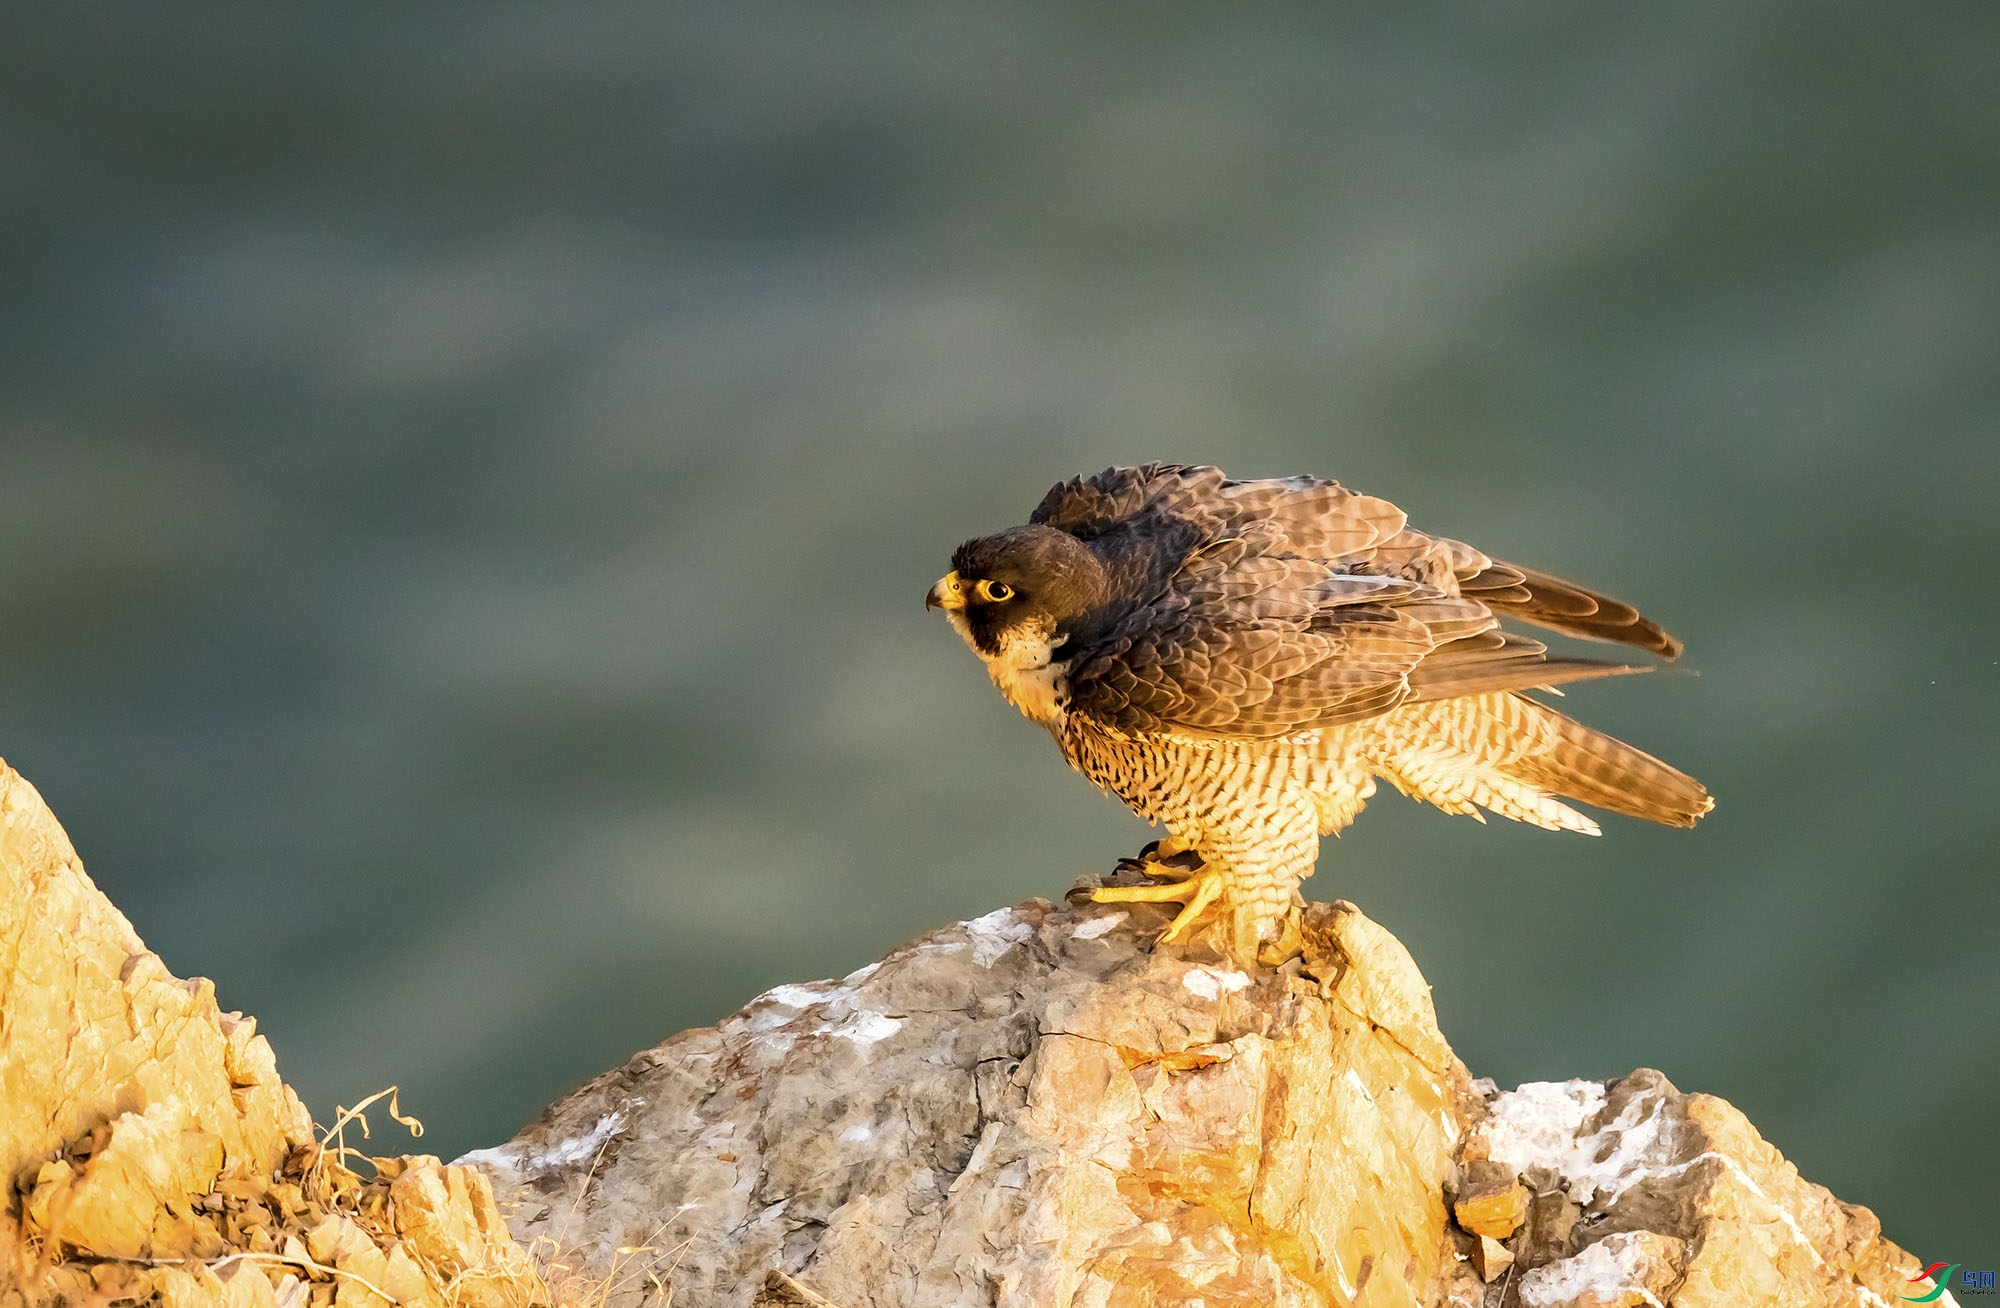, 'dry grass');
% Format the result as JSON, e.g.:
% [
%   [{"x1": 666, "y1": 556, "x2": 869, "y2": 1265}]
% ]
[
  {"x1": 508, "y1": 1125, "x2": 686, "y2": 1307},
  {"x1": 4, "y1": 1085, "x2": 686, "y2": 1308}
]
